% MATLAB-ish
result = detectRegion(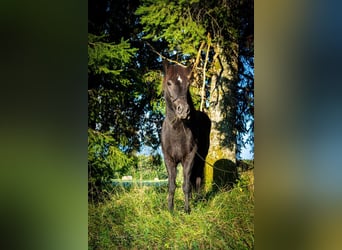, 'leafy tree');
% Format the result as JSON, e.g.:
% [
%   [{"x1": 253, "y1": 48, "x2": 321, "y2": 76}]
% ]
[
  {"x1": 88, "y1": 0, "x2": 254, "y2": 196},
  {"x1": 135, "y1": 0, "x2": 254, "y2": 189},
  {"x1": 136, "y1": 0, "x2": 206, "y2": 57},
  {"x1": 88, "y1": 0, "x2": 164, "y2": 200}
]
